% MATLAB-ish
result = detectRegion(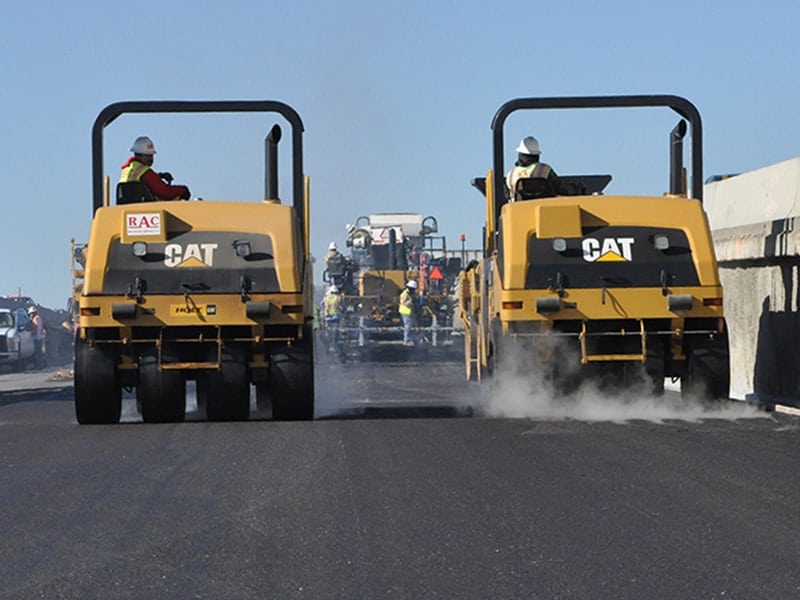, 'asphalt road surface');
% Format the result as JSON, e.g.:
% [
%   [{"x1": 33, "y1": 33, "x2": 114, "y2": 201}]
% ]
[{"x1": 1, "y1": 361, "x2": 799, "y2": 599}]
